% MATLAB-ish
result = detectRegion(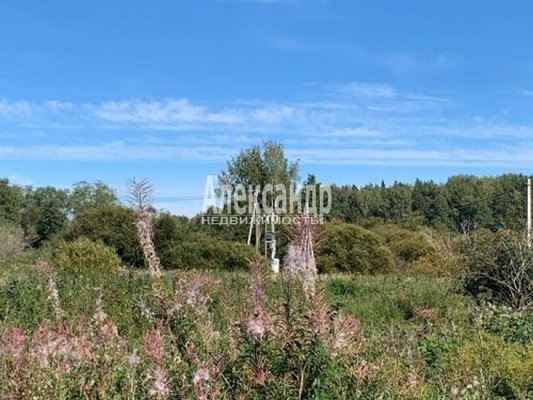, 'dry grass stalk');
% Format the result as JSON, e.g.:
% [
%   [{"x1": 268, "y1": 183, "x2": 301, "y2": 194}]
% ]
[
  {"x1": 128, "y1": 178, "x2": 163, "y2": 287},
  {"x1": 282, "y1": 214, "x2": 317, "y2": 297},
  {"x1": 246, "y1": 258, "x2": 269, "y2": 341},
  {"x1": 128, "y1": 178, "x2": 161, "y2": 276},
  {"x1": 46, "y1": 274, "x2": 64, "y2": 320}
]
